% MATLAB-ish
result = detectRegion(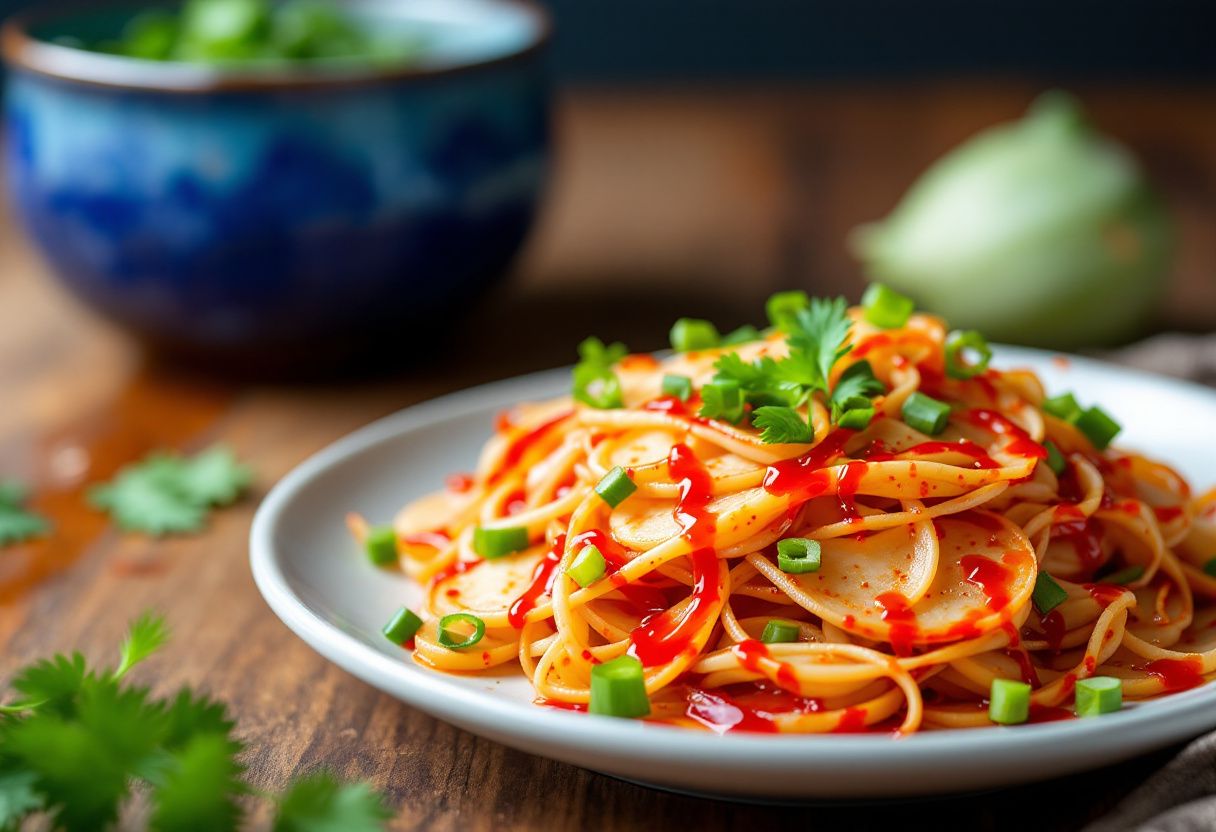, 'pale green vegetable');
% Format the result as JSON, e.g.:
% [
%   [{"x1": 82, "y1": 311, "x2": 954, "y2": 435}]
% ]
[{"x1": 852, "y1": 92, "x2": 1172, "y2": 349}]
